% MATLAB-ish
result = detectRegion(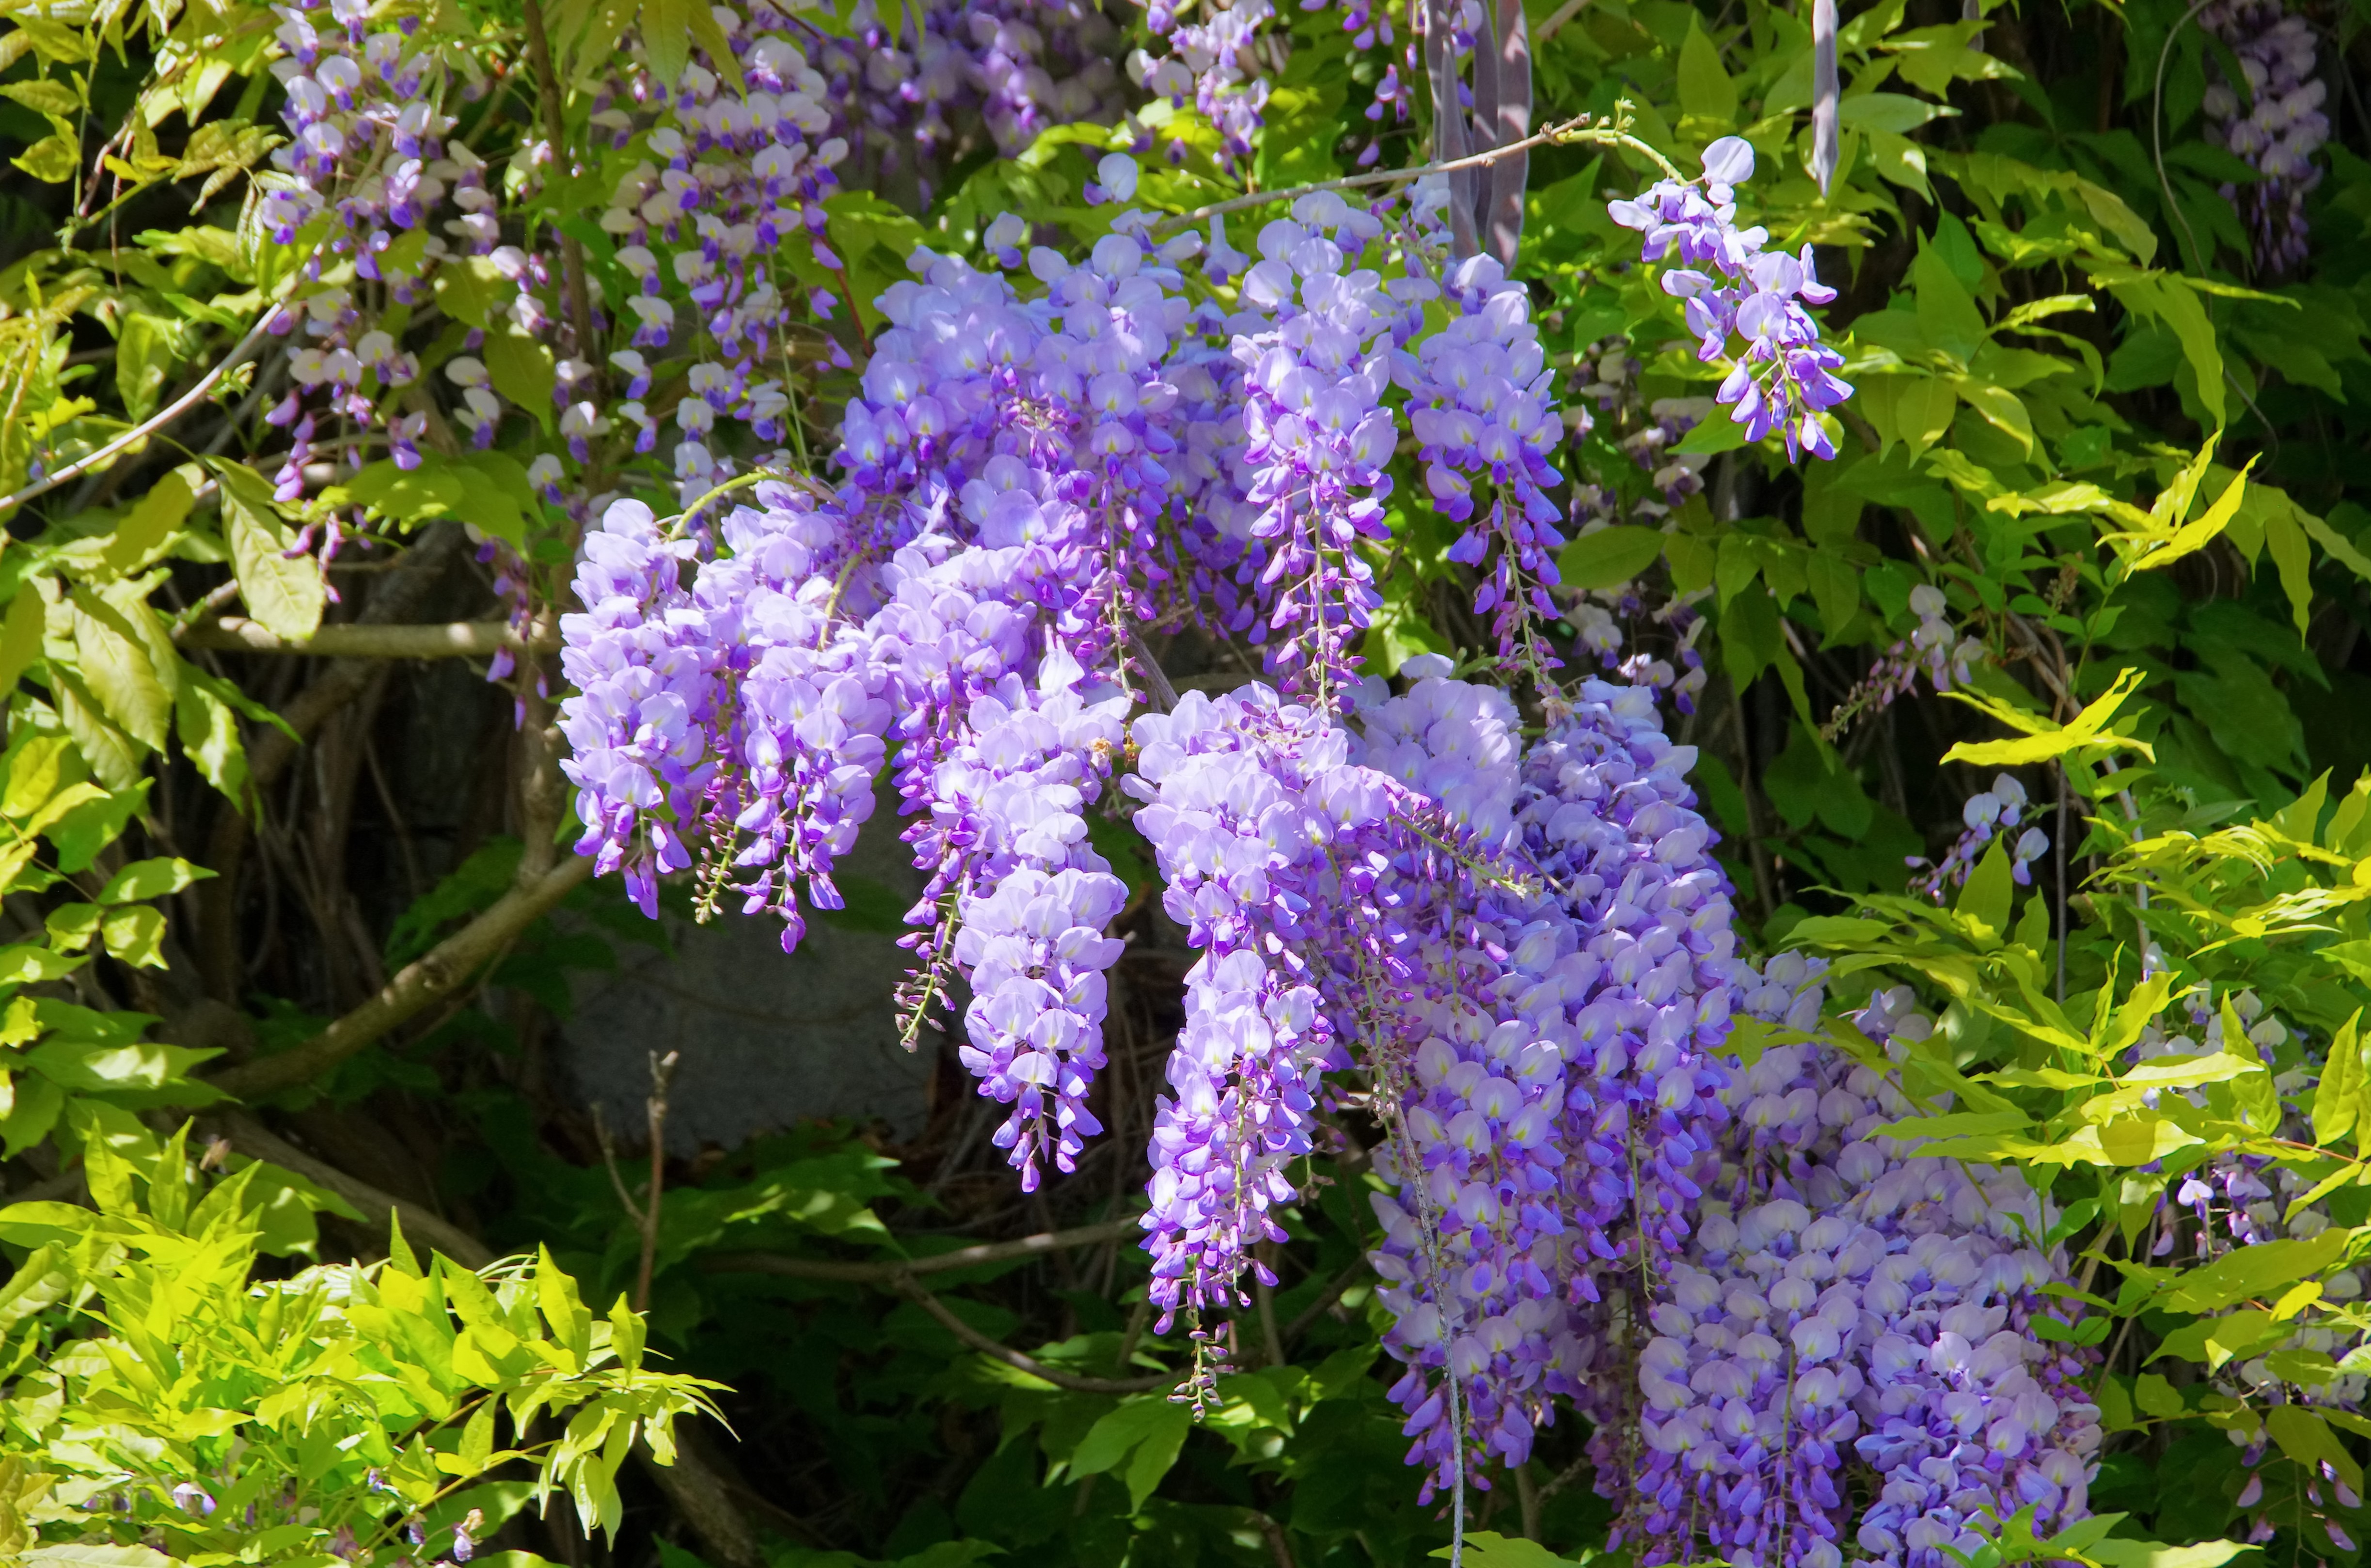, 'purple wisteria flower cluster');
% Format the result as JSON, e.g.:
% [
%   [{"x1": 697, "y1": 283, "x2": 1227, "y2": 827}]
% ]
[
  {"x1": 260, "y1": 0, "x2": 467, "y2": 513},
  {"x1": 553, "y1": 117, "x2": 1869, "y2": 1524},
  {"x1": 1825, "y1": 581, "x2": 1988, "y2": 742},
  {"x1": 591, "y1": 10, "x2": 856, "y2": 500},
  {"x1": 1614, "y1": 974, "x2": 2102, "y2": 1568},
  {"x1": 2201, "y1": 0, "x2": 2328, "y2": 276},
  {"x1": 1611, "y1": 137, "x2": 1853, "y2": 460},
  {"x1": 805, "y1": 0, "x2": 1126, "y2": 204},
  {"x1": 1907, "y1": 772, "x2": 2048, "y2": 901}
]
